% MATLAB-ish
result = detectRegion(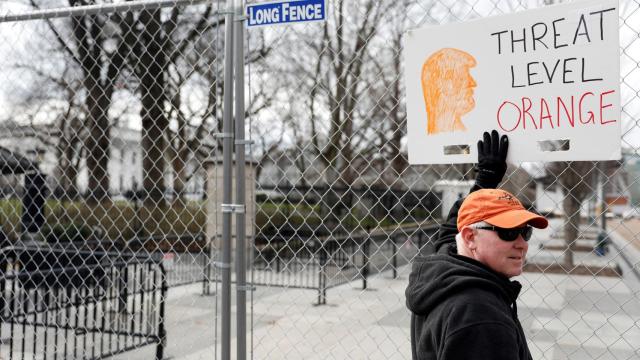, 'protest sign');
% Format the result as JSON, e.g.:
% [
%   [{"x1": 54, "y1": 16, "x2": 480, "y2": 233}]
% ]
[{"x1": 404, "y1": 0, "x2": 620, "y2": 164}]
